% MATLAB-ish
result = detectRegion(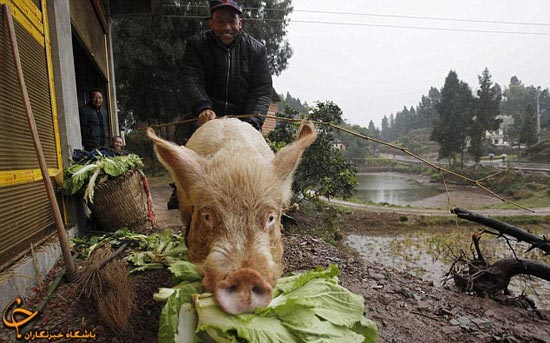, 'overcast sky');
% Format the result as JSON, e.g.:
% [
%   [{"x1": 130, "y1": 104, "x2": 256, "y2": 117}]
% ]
[{"x1": 271, "y1": 0, "x2": 550, "y2": 128}]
